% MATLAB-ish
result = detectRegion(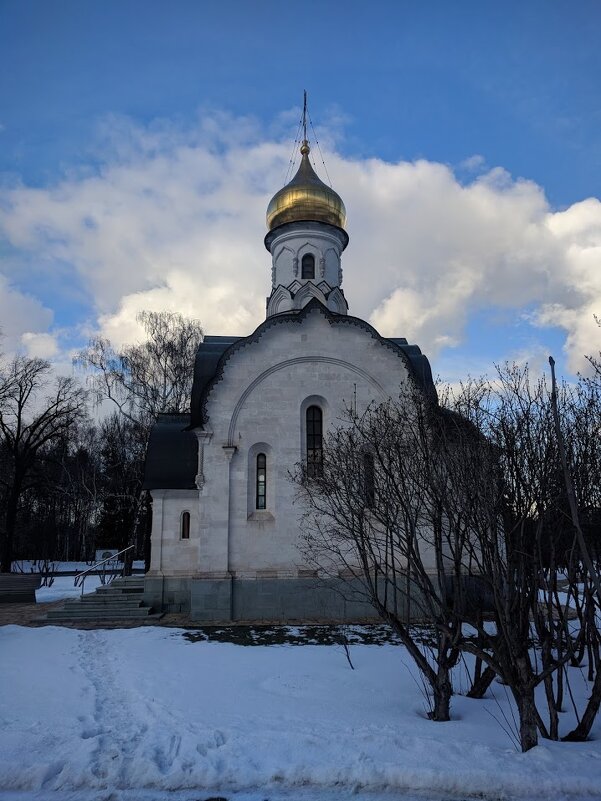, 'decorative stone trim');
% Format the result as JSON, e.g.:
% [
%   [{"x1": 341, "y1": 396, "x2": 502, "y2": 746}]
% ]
[
  {"x1": 193, "y1": 430, "x2": 213, "y2": 490},
  {"x1": 264, "y1": 220, "x2": 349, "y2": 253},
  {"x1": 266, "y1": 284, "x2": 293, "y2": 316},
  {"x1": 222, "y1": 445, "x2": 237, "y2": 461}
]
